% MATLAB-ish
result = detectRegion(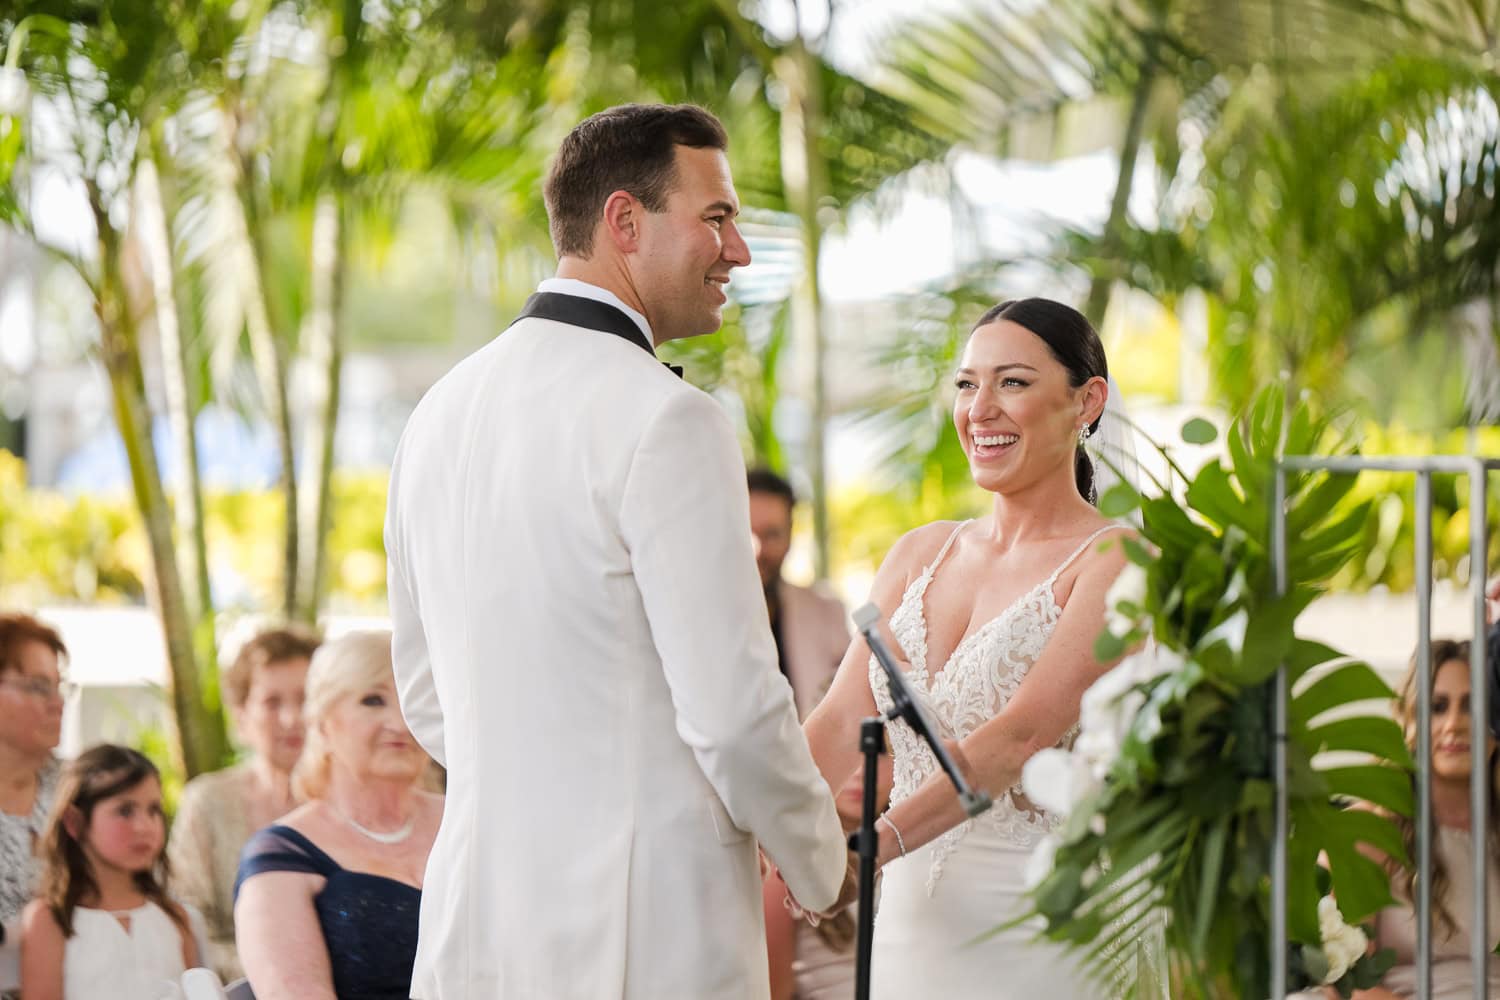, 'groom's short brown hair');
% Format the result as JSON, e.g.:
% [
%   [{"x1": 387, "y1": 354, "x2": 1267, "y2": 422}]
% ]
[{"x1": 544, "y1": 103, "x2": 728, "y2": 259}]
